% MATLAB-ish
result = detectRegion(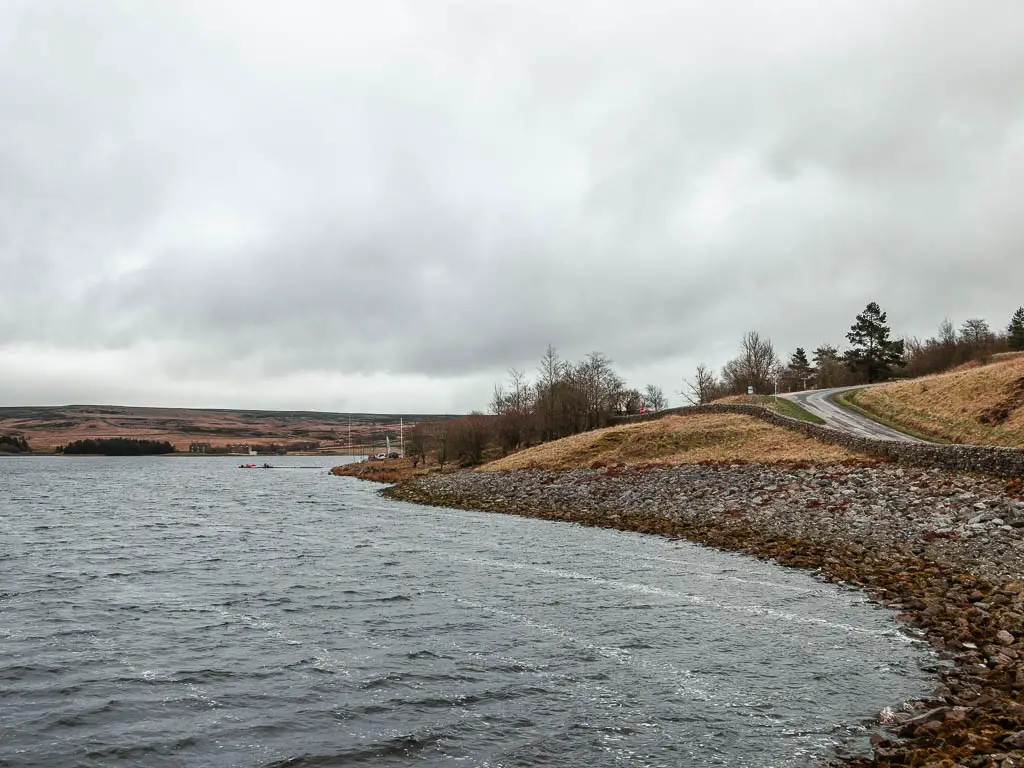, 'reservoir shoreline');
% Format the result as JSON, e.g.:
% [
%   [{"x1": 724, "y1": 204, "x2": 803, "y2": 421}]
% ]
[{"x1": 373, "y1": 463, "x2": 1024, "y2": 767}]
